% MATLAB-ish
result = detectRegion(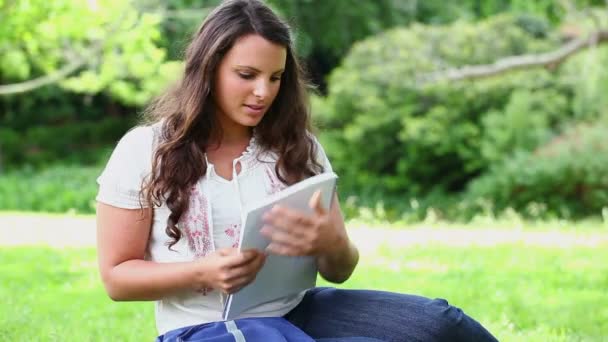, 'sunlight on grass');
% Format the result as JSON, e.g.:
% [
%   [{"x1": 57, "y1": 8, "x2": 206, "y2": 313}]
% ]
[
  {"x1": 1, "y1": 212, "x2": 607, "y2": 340},
  {"x1": 2, "y1": 237, "x2": 607, "y2": 341},
  {"x1": 0, "y1": 248, "x2": 156, "y2": 341}
]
